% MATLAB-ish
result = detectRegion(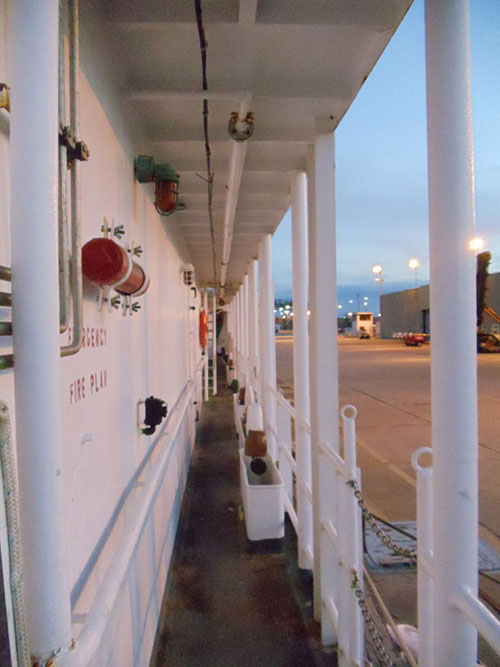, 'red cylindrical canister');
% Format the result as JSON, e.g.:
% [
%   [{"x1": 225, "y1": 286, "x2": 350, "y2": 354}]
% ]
[{"x1": 81, "y1": 238, "x2": 149, "y2": 296}]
